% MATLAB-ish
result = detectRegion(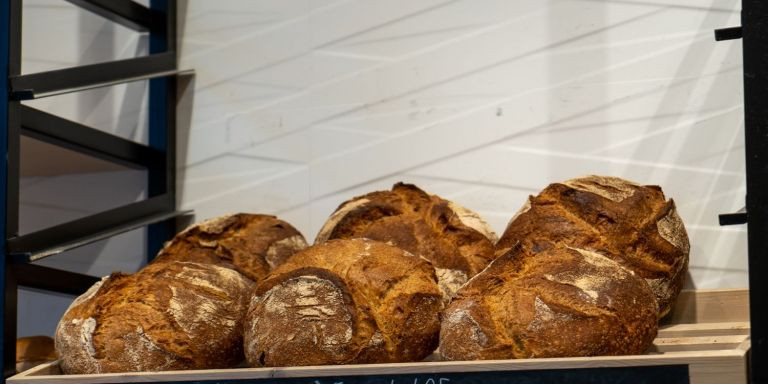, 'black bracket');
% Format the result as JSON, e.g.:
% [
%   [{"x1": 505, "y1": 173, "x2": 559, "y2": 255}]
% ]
[
  {"x1": 714, "y1": 26, "x2": 743, "y2": 41},
  {"x1": 719, "y1": 206, "x2": 747, "y2": 226}
]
